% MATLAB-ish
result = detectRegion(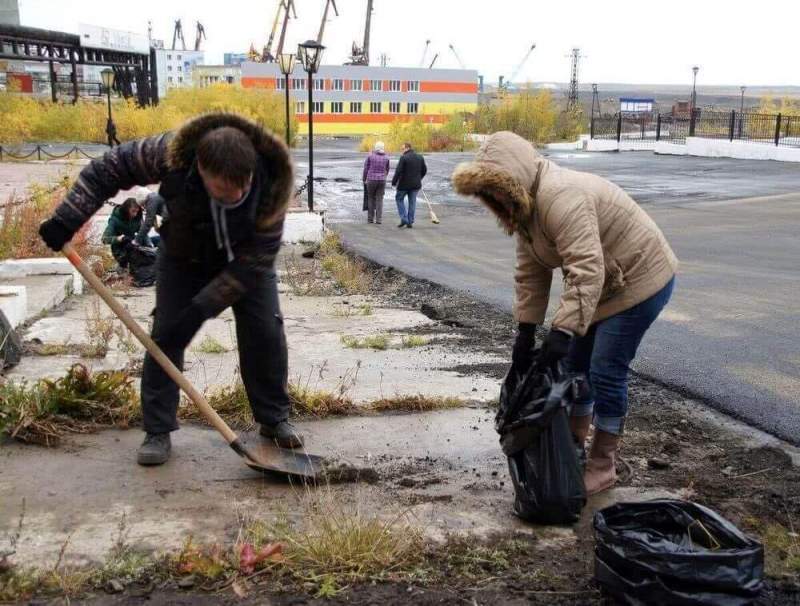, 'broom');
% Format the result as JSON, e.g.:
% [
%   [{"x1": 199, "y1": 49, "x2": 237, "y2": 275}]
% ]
[{"x1": 420, "y1": 187, "x2": 440, "y2": 224}]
